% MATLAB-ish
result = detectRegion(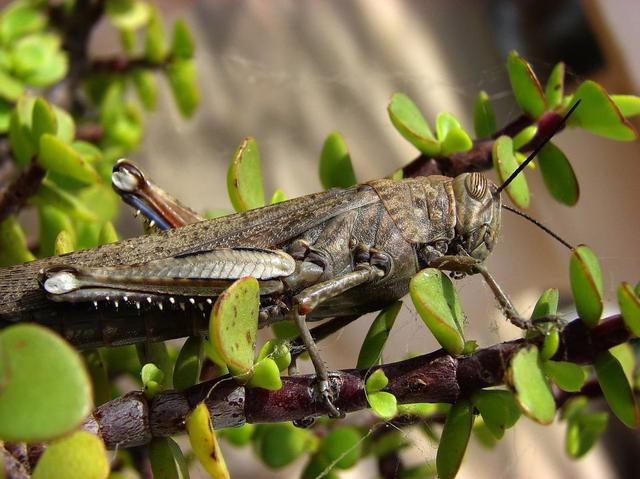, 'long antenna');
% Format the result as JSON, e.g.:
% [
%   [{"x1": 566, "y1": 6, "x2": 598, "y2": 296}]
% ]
[
  {"x1": 495, "y1": 100, "x2": 581, "y2": 195},
  {"x1": 503, "y1": 204, "x2": 573, "y2": 250}
]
